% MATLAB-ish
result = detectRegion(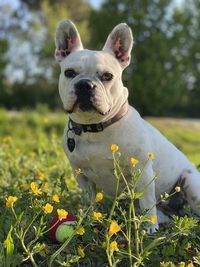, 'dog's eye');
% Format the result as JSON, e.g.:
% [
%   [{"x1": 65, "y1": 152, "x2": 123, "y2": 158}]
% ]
[
  {"x1": 101, "y1": 72, "x2": 113, "y2": 82},
  {"x1": 64, "y1": 69, "x2": 77, "y2": 78}
]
